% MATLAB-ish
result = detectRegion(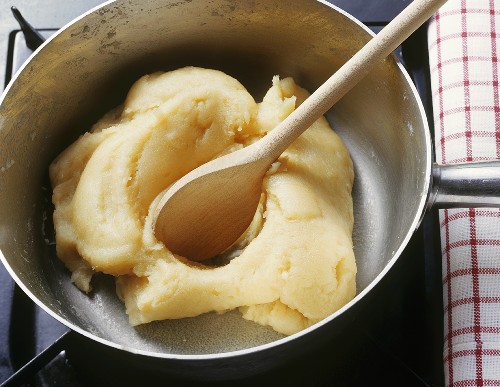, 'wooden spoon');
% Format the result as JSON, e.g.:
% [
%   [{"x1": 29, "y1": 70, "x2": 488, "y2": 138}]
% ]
[{"x1": 153, "y1": 0, "x2": 448, "y2": 261}]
